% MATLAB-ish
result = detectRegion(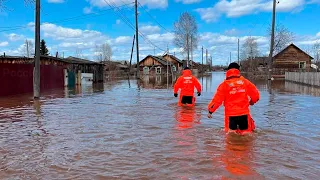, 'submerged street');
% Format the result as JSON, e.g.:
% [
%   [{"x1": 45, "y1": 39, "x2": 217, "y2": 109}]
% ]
[{"x1": 0, "y1": 72, "x2": 319, "y2": 179}]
